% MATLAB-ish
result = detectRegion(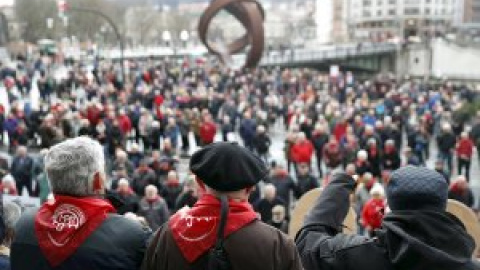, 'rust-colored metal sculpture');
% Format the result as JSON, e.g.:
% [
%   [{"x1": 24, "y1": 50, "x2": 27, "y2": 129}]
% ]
[{"x1": 198, "y1": 0, "x2": 265, "y2": 69}]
